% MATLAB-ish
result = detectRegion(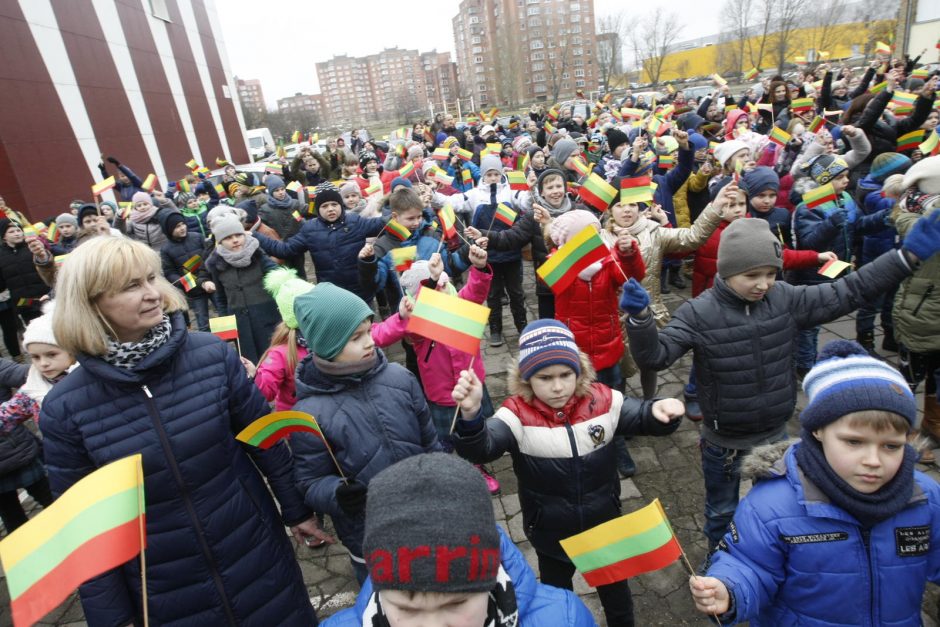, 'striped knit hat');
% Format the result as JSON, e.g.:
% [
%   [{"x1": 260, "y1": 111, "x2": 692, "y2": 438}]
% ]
[
  {"x1": 800, "y1": 340, "x2": 916, "y2": 430},
  {"x1": 870, "y1": 152, "x2": 911, "y2": 183},
  {"x1": 518, "y1": 320, "x2": 581, "y2": 381}
]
